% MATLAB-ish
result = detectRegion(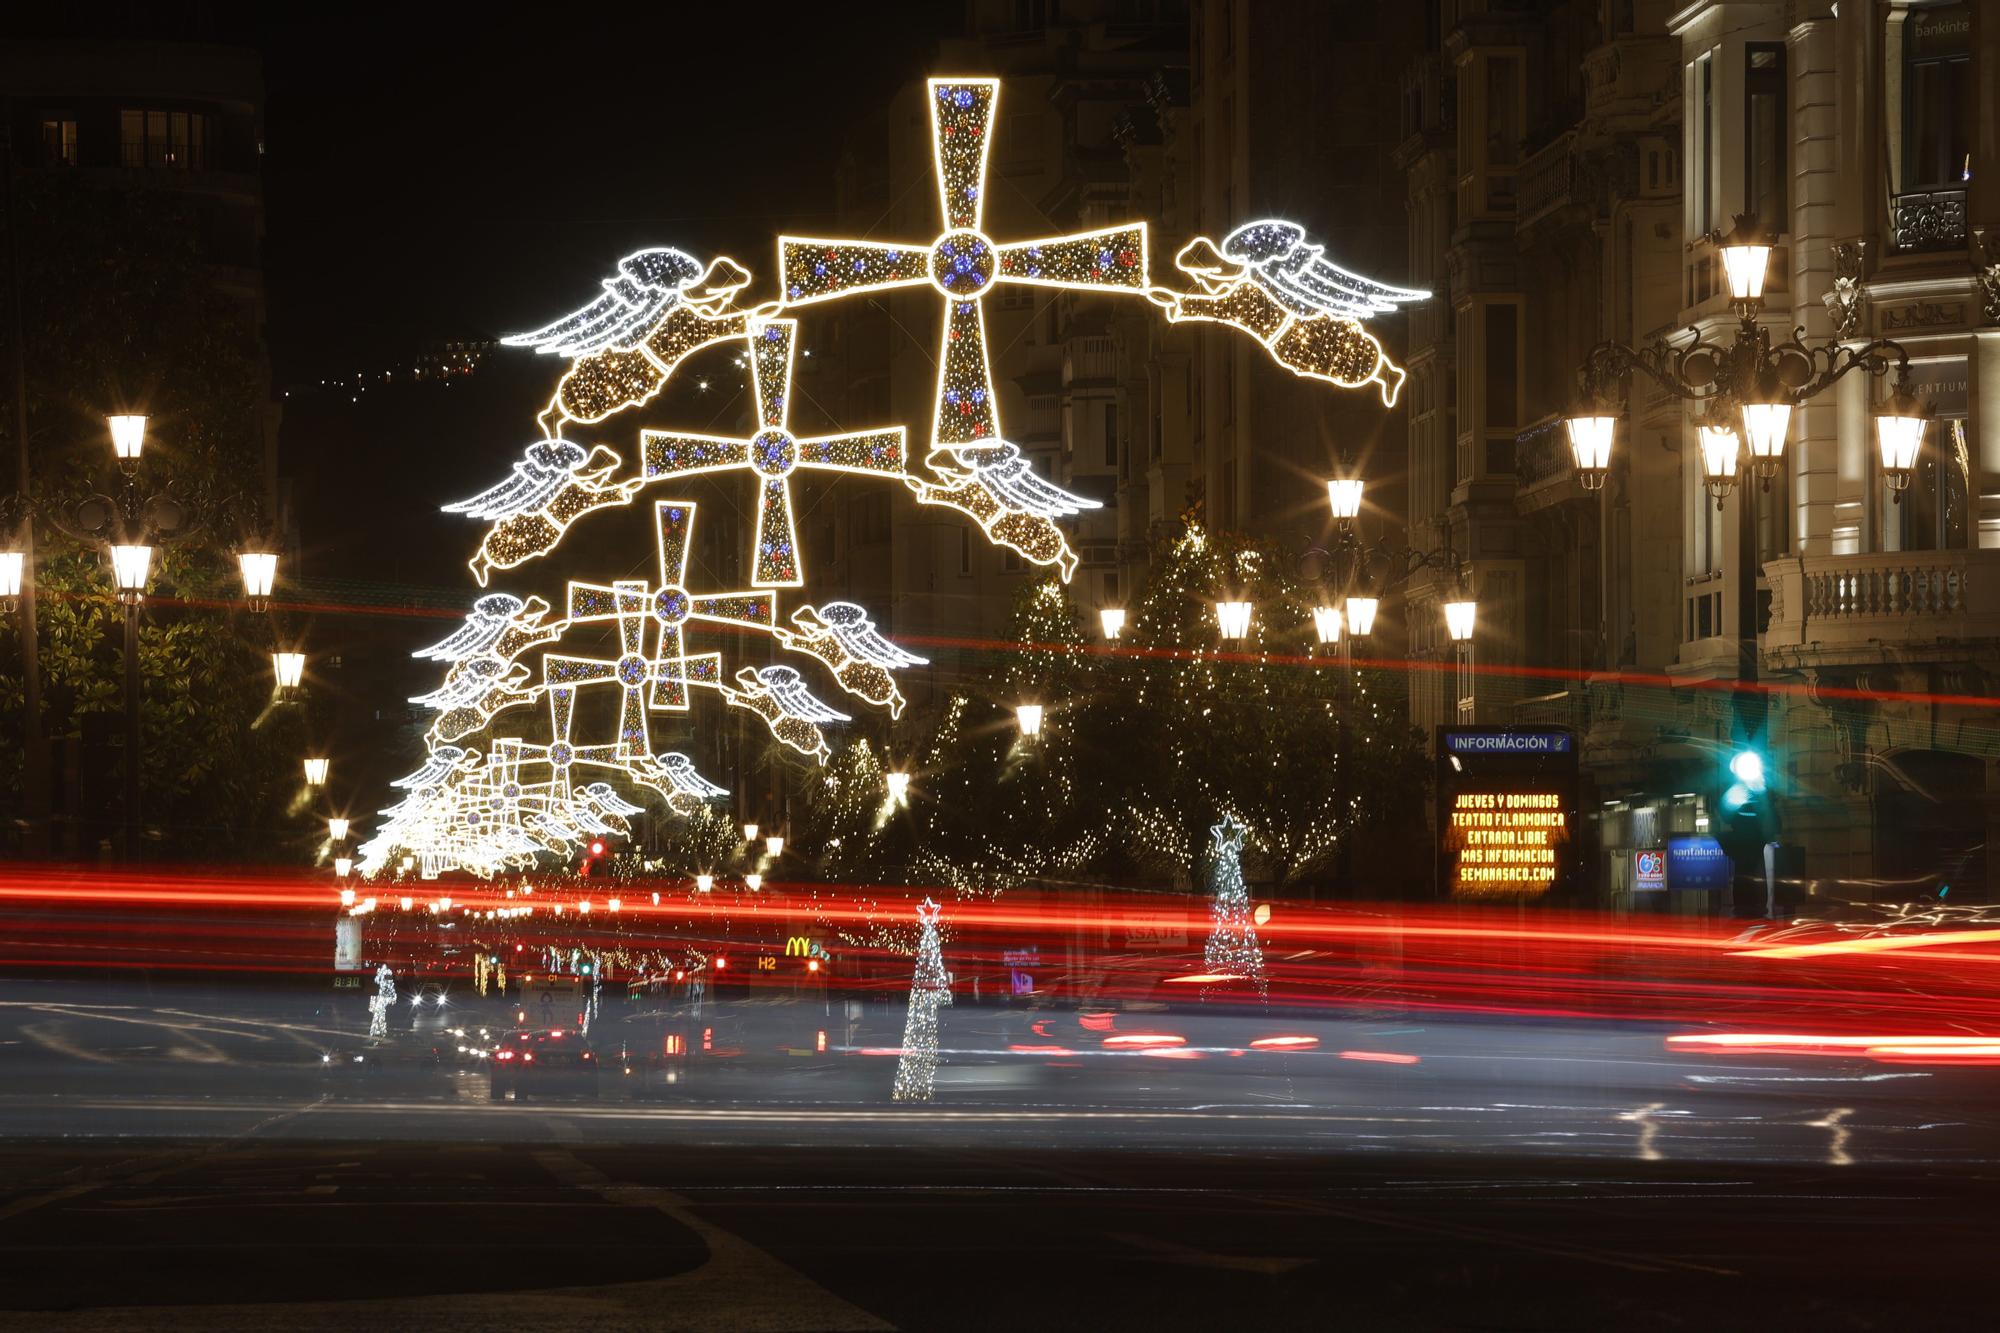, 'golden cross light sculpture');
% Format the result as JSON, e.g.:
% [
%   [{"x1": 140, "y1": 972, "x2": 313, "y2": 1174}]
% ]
[
  {"x1": 640, "y1": 320, "x2": 906, "y2": 587},
  {"x1": 777, "y1": 77, "x2": 1150, "y2": 579}
]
